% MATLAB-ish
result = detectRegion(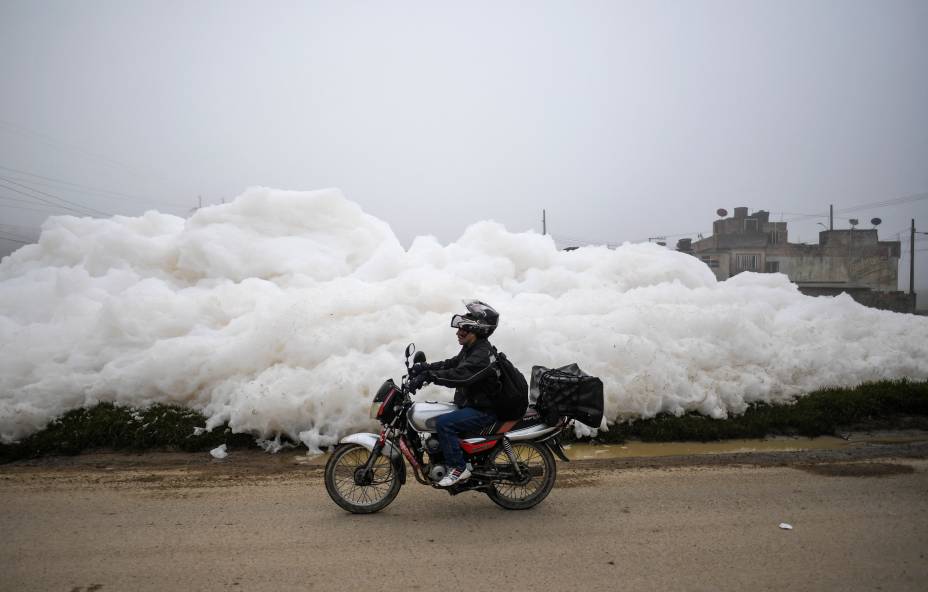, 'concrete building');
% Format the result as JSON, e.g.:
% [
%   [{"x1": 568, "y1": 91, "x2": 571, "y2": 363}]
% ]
[{"x1": 681, "y1": 207, "x2": 907, "y2": 311}]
